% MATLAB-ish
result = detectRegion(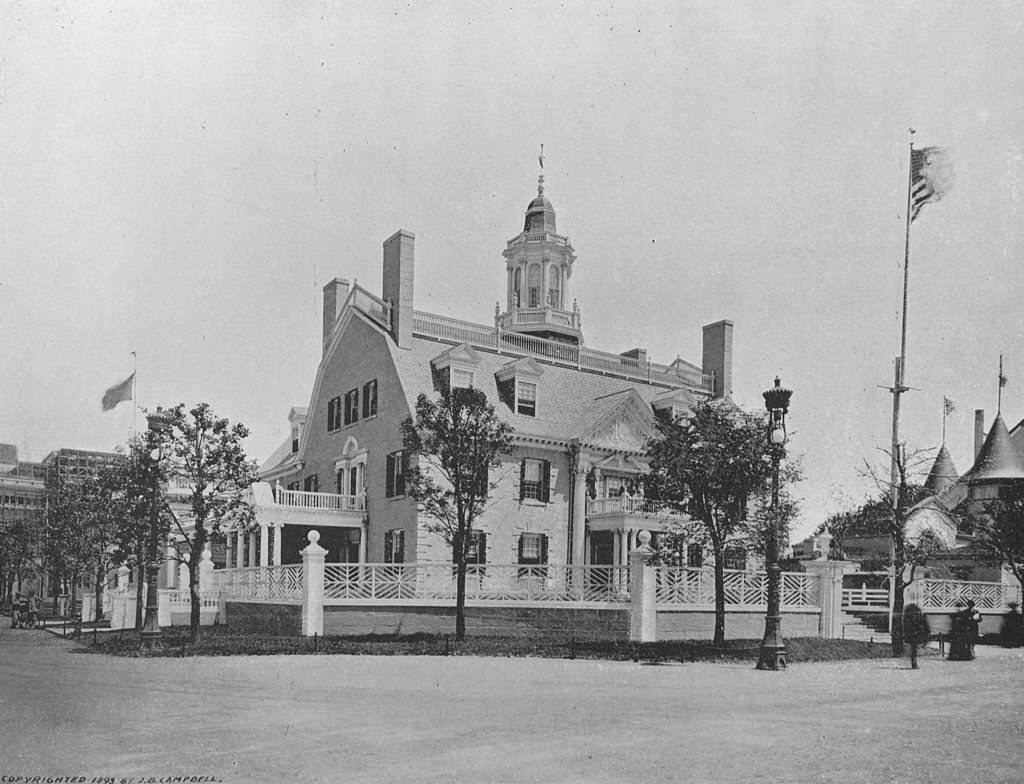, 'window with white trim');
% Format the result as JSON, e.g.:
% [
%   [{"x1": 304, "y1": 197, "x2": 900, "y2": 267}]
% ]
[
  {"x1": 516, "y1": 380, "x2": 537, "y2": 417},
  {"x1": 519, "y1": 458, "x2": 550, "y2": 502},
  {"x1": 362, "y1": 379, "x2": 378, "y2": 418},
  {"x1": 344, "y1": 388, "x2": 359, "y2": 425},
  {"x1": 384, "y1": 529, "x2": 405, "y2": 564},
  {"x1": 451, "y1": 368, "x2": 474, "y2": 390},
  {"x1": 327, "y1": 396, "x2": 342, "y2": 432},
  {"x1": 385, "y1": 450, "x2": 406, "y2": 498}
]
